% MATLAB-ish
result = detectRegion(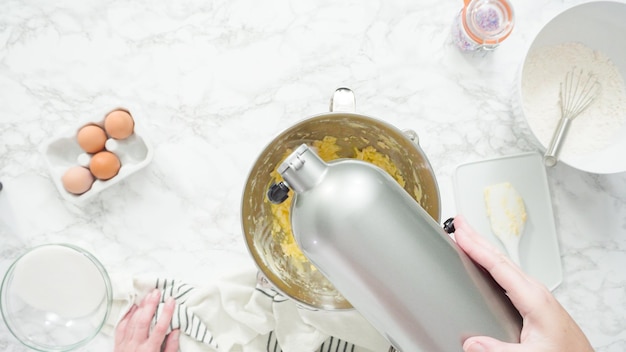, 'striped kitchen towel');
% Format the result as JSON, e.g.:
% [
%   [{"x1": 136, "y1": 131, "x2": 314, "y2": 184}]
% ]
[
  {"x1": 265, "y1": 331, "x2": 362, "y2": 352},
  {"x1": 153, "y1": 278, "x2": 219, "y2": 350},
  {"x1": 103, "y1": 270, "x2": 390, "y2": 352}
]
